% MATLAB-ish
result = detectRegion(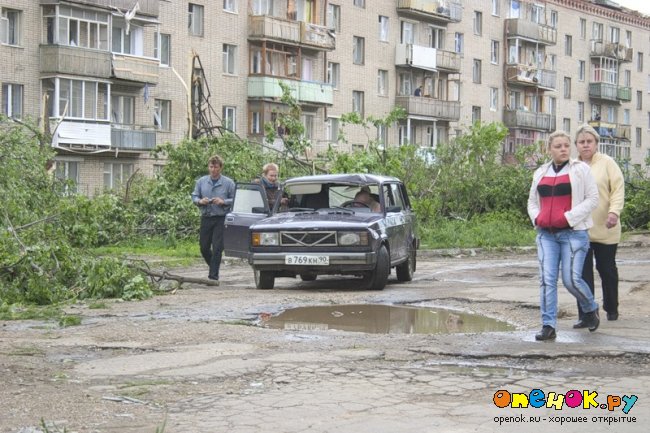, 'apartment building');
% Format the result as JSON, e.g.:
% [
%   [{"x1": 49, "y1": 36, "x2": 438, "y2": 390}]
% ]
[{"x1": 1, "y1": 1, "x2": 649, "y2": 195}]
